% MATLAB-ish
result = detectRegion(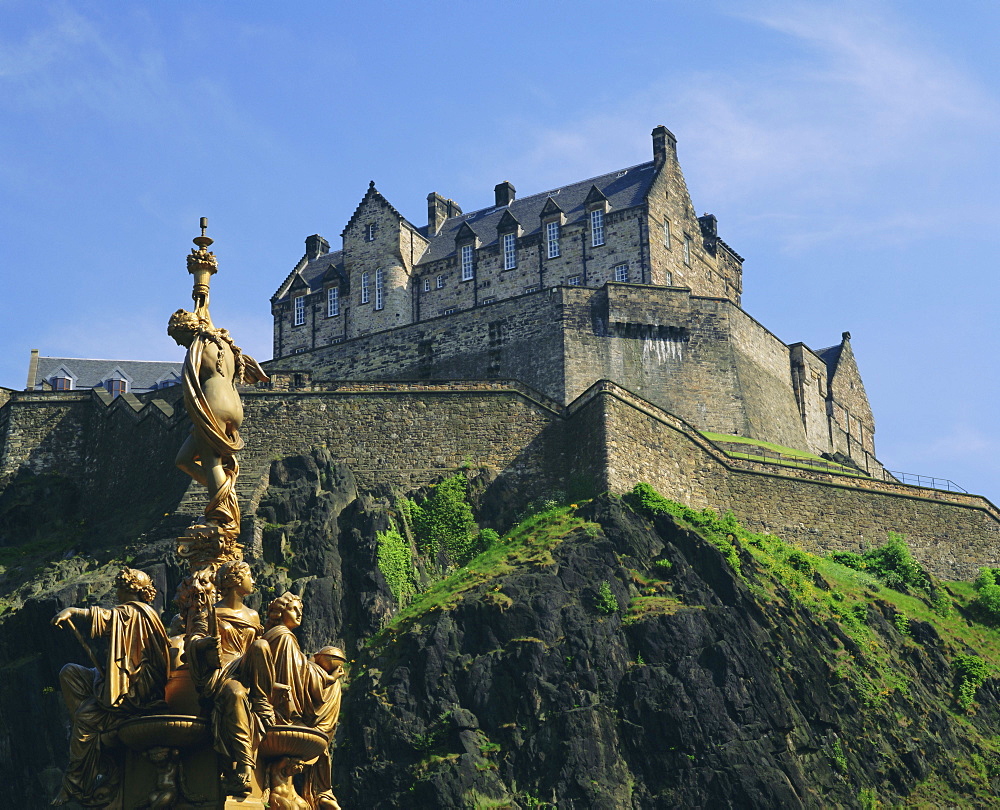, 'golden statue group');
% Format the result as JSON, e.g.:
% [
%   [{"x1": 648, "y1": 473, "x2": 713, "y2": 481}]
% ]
[{"x1": 51, "y1": 222, "x2": 345, "y2": 809}]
